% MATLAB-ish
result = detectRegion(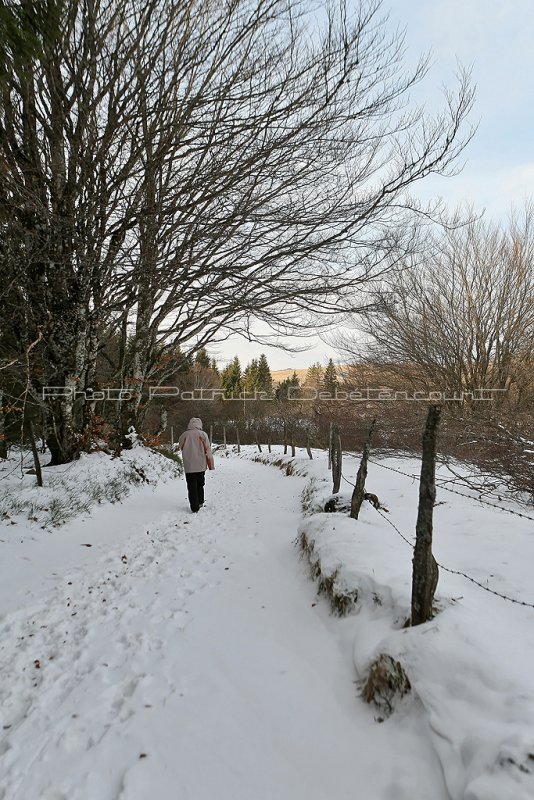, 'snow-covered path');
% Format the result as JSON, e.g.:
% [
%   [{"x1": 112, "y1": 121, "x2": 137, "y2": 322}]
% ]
[{"x1": 1, "y1": 456, "x2": 448, "y2": 800}]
